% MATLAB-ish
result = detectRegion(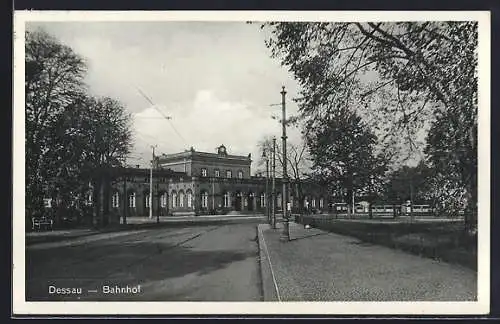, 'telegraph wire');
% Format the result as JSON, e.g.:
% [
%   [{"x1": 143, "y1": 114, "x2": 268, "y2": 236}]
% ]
[
  {"x1": 135, "y1": 85, "x2": 188, "y2": 148},
  {"x1": 165, "y1": 119, "x2": 188, "y2": 147},
  {"x1": 135, "y1": 86, "x2": 172, "y2": 122}
]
